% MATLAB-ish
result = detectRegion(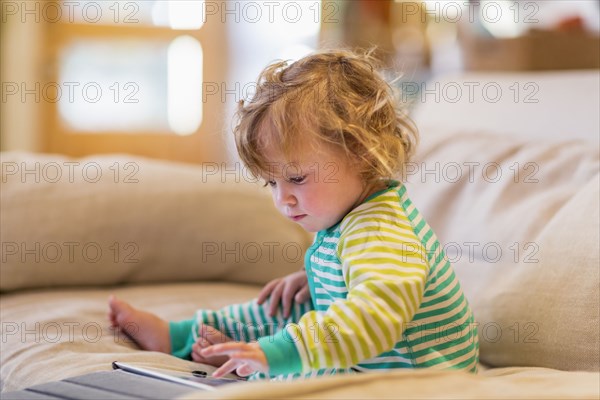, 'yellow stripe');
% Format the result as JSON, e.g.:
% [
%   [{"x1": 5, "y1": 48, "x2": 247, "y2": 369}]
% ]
[
  {"x1": 343, "y1": 236, "x2": 425, "y2": 251},
  {"x1": 344, "y1": 212, "x2": 411, "y2": 233},
  {"x1": 349, "y1": 271, "x2": 426, "y2": 289},
  {"x1": 343, "y1": 245, "x2": 428, "y2": 264},
  {"x1": 302, "y1": 313, "x2": 328, "y2": 368},
  {"x1": 329, "y1": 304, "x2": 367, "y2": 365},
  {"x1": 348, "y1": 292, "x2": 386, "y2": 358},
  {"x1": 362, "y1": 282, "x2": 411, "y2": 323},
  {"x1": 344, "y1": 225, "x2": 420, "y2": 241},
  {"x1": 348, "y1": 291, "x2": 395, "y2": 351},
  {"x1": 343, "y1": 209, "x2": 409, "y2": 232}
]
